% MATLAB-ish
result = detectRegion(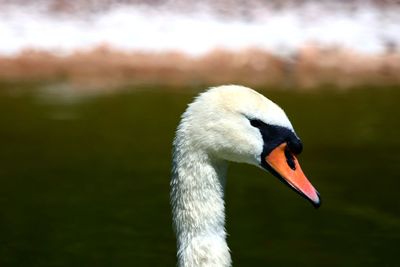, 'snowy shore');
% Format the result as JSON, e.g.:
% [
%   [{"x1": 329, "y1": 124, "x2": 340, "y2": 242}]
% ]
[{"x1": 0, "y1": 1, "x2": 399, "y2": 56}]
